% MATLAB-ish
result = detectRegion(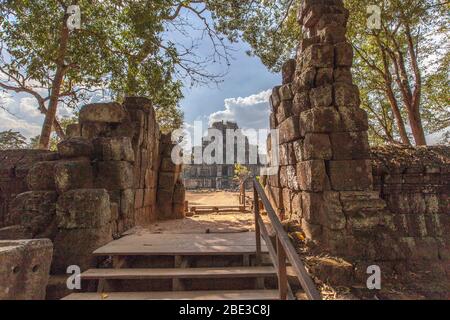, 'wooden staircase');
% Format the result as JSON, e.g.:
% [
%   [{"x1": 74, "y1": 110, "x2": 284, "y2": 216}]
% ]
[{"x1": 63, "y1": 232, "x2": 280, "y2": 300}]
